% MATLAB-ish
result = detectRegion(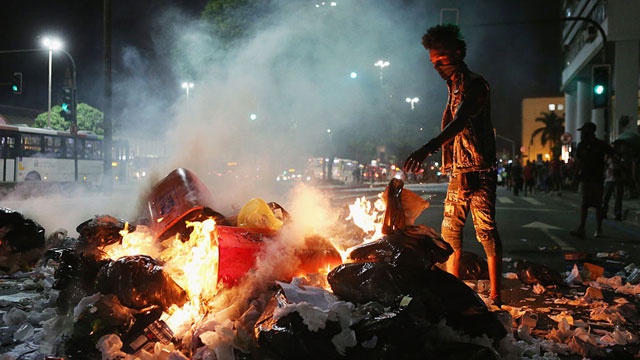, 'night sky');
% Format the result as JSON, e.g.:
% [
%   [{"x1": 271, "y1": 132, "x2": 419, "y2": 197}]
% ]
[
  {"x1": 1, "y1": 0, "x2": 563, "y2": 162},
  {"x1": 0, "y1": 0, "x2": 206, "y2": 111}
]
